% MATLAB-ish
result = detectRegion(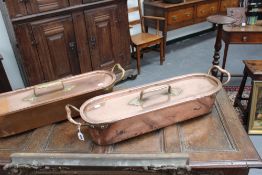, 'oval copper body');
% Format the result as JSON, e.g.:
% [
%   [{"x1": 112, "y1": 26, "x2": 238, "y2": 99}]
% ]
[
  {"x1": 0, "y1": 70, "x2": 116, "y2": 137},
  {"x1": 77, "y1": 73, "x2": 222, "y2": 145}
]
